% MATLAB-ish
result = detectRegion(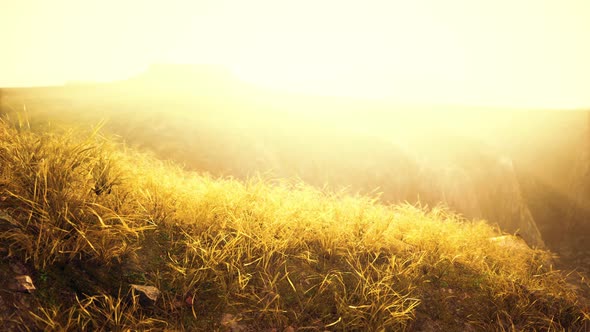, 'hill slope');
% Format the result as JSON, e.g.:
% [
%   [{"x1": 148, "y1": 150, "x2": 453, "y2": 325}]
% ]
[
  {"x1": 4, "y1": 71, "x2": 588, "y2": 253},
  {"x1": 0, "y1": 119, "x2": 588, "y2": 331},
  {"x1": 0, "y1": 82, "x2": 554, "y2": 248}
]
